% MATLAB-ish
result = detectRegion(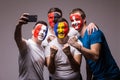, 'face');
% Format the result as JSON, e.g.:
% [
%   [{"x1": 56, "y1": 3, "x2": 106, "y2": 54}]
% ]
[
  {"x1": 70, "y1": 13, "x2": 83, "y2": 30},
  {"x1": 48, "y1": 12, "x2": 61, "y2": 28},
  {"x1": 54, "y1": 22, "x2": 69, "y2": 39},
  {"x1": 33, "y1": 24, "x2": 48, "y2": 41}
]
